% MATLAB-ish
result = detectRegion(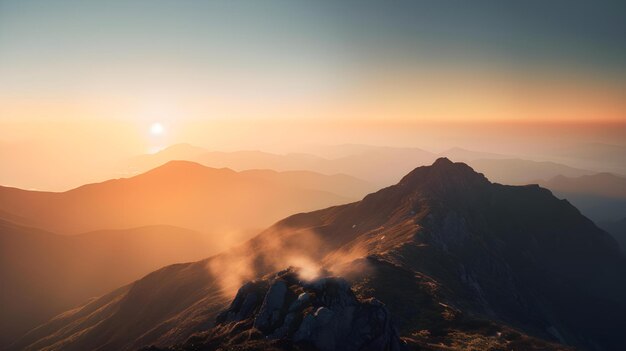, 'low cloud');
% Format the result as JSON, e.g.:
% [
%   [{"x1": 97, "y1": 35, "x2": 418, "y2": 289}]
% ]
[{"x1": 206, "y1": 225, "x2": 371, "y2": 297}]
